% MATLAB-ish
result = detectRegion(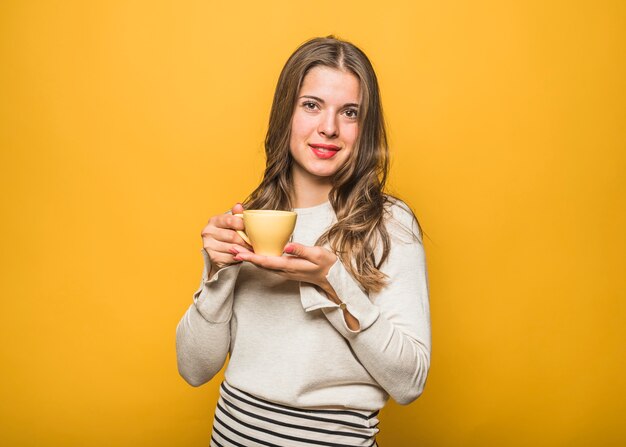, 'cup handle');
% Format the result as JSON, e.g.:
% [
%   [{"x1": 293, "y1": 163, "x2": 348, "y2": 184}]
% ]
[{"x1": 233, "y1": 213, "x2": 252, "y2": 246}]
